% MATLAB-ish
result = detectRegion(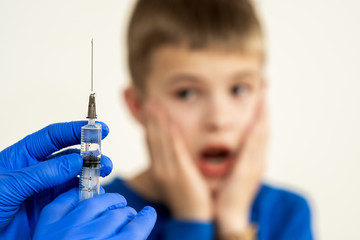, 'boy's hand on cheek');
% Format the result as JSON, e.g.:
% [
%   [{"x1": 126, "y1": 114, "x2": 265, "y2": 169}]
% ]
[
  {"x1": 144, "y1": 100, "x2": 213, "y2": 221},
  {"x1": 215, "y1": 96, "x2": 267, "y2": 237}
]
